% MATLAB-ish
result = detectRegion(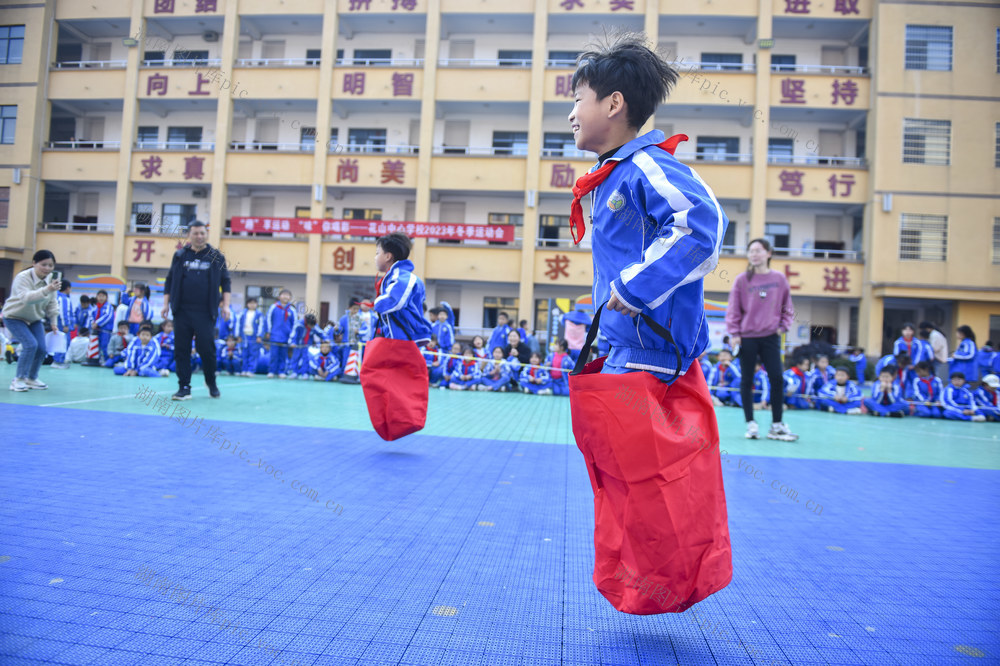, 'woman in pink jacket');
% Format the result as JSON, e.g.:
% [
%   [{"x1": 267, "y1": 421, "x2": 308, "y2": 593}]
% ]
[{"x1": 724, "y1": 238, "x2": 799, "y2": 442}]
